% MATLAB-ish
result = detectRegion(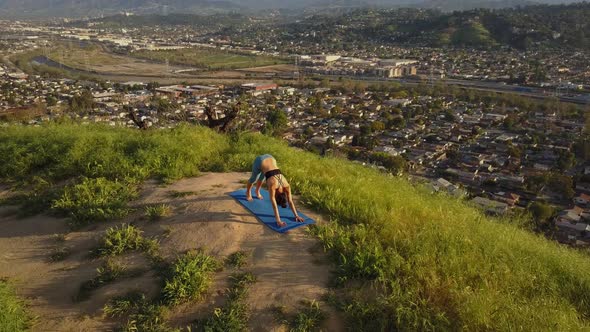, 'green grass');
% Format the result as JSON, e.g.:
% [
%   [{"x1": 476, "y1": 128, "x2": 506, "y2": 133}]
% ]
[
  {"x1": 0, "y1": 280, "x2": 30, "y2": 331},
  {"x1": 290, "y1": 300, "x2": 326, "y2": 332},
  {"x1": 271, "y1": 300, "x2": 326, "y2": 332},
  {"x1": 168, "y1": 190, "x2": 198, "y2": 198},
  {"x1": 162, "y1": 250, "x2": 220, "y2": 306},
  {"x1": 131, "y1": 47, "x2": 288, "y2": 70},
  {"x1": 77, "y1": 259, "x2": 127, "y2": 301},
  {"x1": 145, "y1": 204, "x2": 172, "y2": 221},
  {"x1": 49, "y1": 247, "x2": 71, "y2": 262},
  {"x1": 103, "y1": 292, "x2": 174, "y2": 332},
  {"x1": 98, "y1": 224, "x2": 146, "y2": 257},
  {"x1": 198, "y1": 272, "x2": 257, "y2": 332},
  {"x1": 52, "y1": 177, "x2": 137, "y2": 227},
  {"x1": 225, "y1": 251, "x2": 250, "y2": 269},
  {"x1": 47, "y1": 44, "x2": 125, "y2": 68},
  {"x1": 3, "y1": 123, "x2": 590, "y2": 330},
  {"x1": 272, "y1": 300, "x2": 328, "y2": 332},
  {"x1": 451, "y1": 22, "x2": 497, "y2": 47}
]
